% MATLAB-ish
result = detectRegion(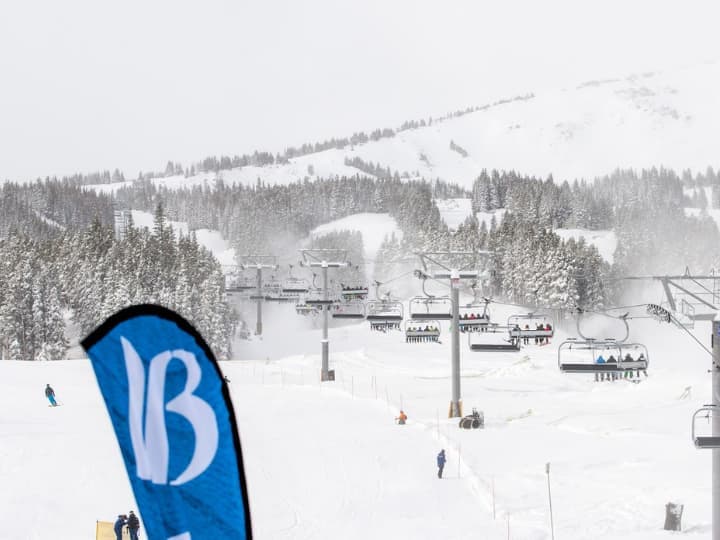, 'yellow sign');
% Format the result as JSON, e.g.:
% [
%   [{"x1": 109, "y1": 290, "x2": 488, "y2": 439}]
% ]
[{"x1": 96, "y1": 520, "x2": 130, "y2": 540}]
